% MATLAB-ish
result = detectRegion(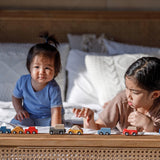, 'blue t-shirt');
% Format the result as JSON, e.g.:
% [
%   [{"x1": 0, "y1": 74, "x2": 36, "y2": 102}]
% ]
[{"x1": 13, "y1": 74, "x2": 63, "y2": 119}]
